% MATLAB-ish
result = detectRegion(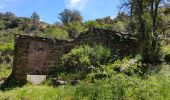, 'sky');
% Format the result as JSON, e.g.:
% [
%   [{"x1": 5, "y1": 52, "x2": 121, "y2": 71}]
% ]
[{"x1": 0, "y1": 0, "x2": 121, "y2": 24}]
